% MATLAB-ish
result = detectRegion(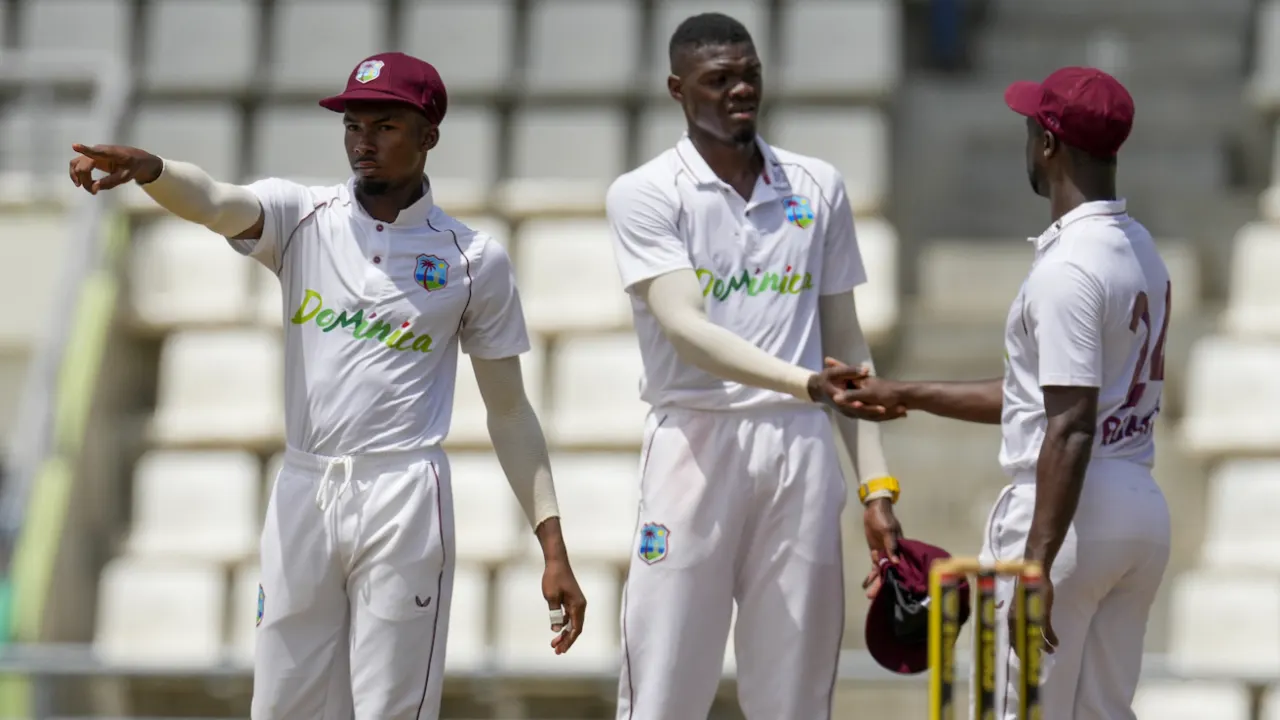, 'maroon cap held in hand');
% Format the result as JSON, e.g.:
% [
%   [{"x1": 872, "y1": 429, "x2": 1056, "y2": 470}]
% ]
[
  {"x1": 1004, "y1": 66, "x2": 1134, "y2": 158},
  {"x1": 865, "y1": 537, "x2": 971, "y2": 675},
  {"x1": 319, "y1": 52, "x2": 448, "y2": 126}
]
